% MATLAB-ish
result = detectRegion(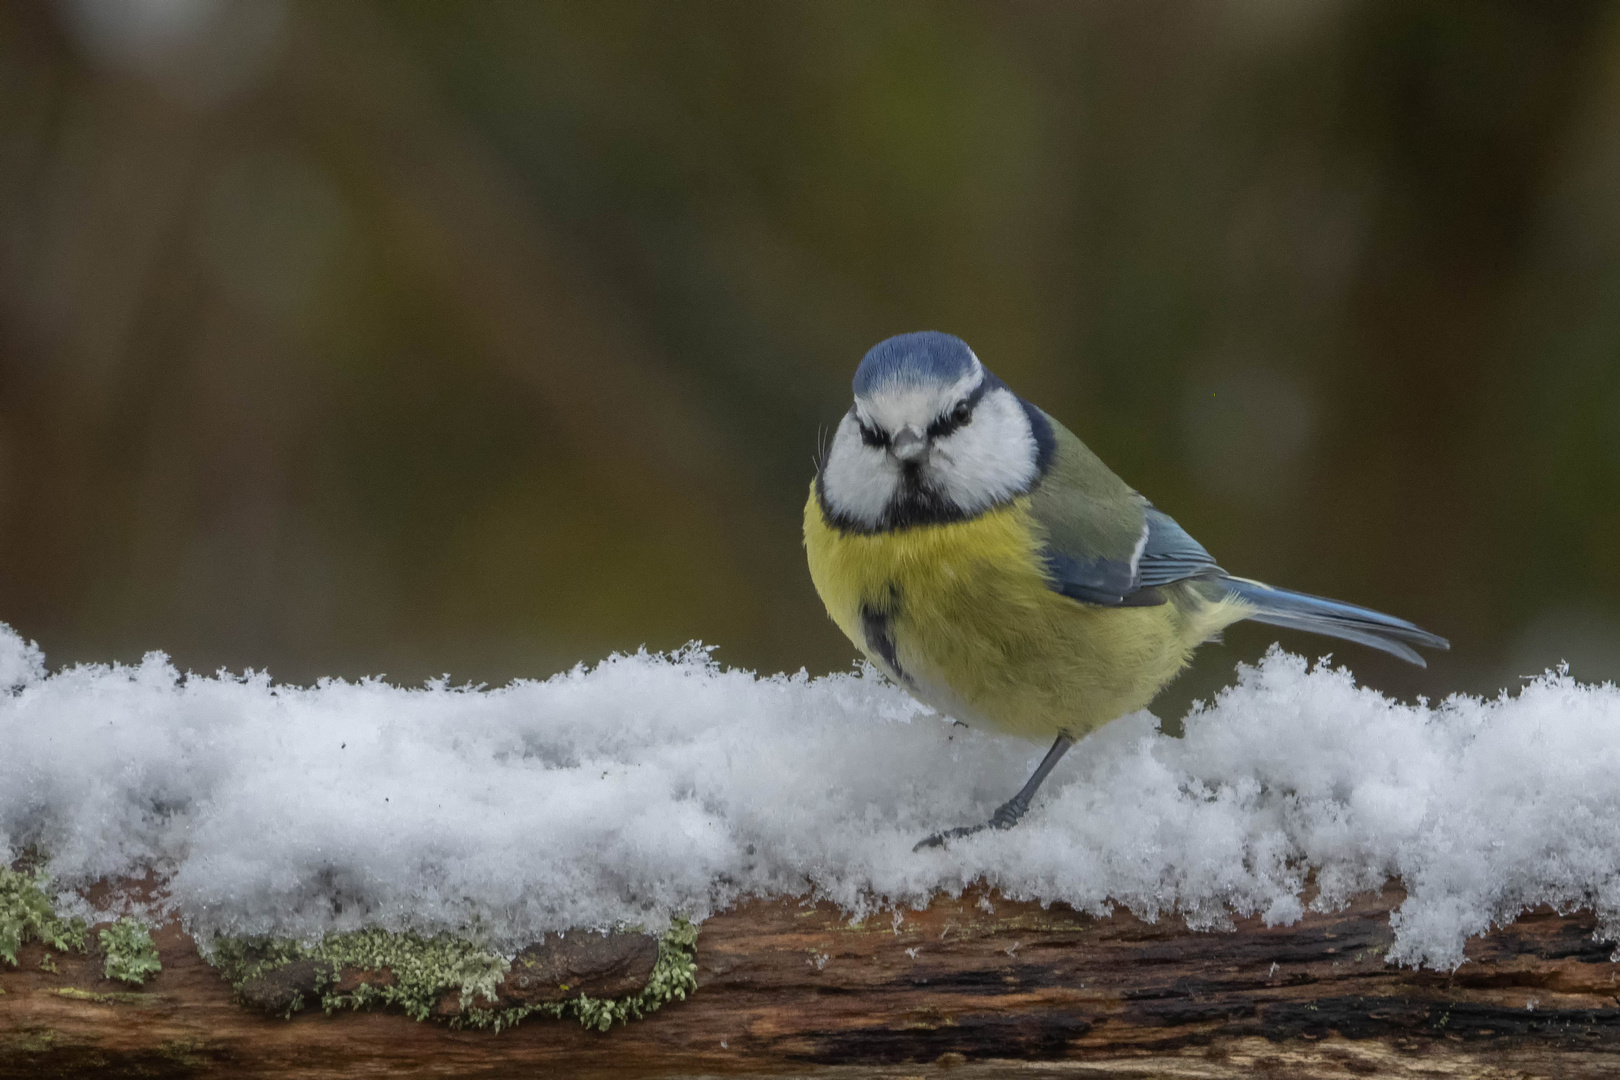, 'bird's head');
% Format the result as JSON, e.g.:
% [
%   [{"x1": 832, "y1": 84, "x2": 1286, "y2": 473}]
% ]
[{"x1": 818, "y1": 332, "x2": 1049, "y2": 532}]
